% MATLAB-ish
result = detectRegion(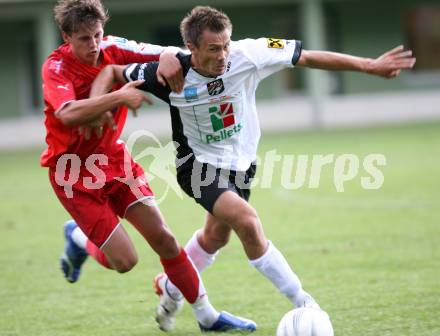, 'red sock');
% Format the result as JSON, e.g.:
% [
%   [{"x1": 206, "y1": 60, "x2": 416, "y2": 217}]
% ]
[
  {"x1": 161, "y1": 249, "x2": 200, "y2": 304},
  {"x1": 86, "y1": 240, "x2": 111, "y2": 269}
]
